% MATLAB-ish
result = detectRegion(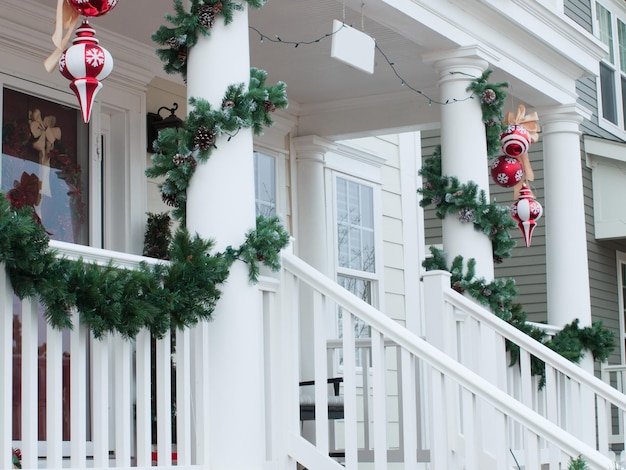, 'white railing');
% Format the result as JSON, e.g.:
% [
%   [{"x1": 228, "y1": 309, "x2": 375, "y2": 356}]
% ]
[
  {"x1": 601, "y1": 364, "x2": 626, "y2": 452},
  {"x1": 423, "y1": 269, "x2": 626, "y2": 466},
  {"x1": 279, "y1": 254, "x2": 614, "y2": 469},
  {"x1": 0, "y1": 243, "x2": 209, "y2": 470}
]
